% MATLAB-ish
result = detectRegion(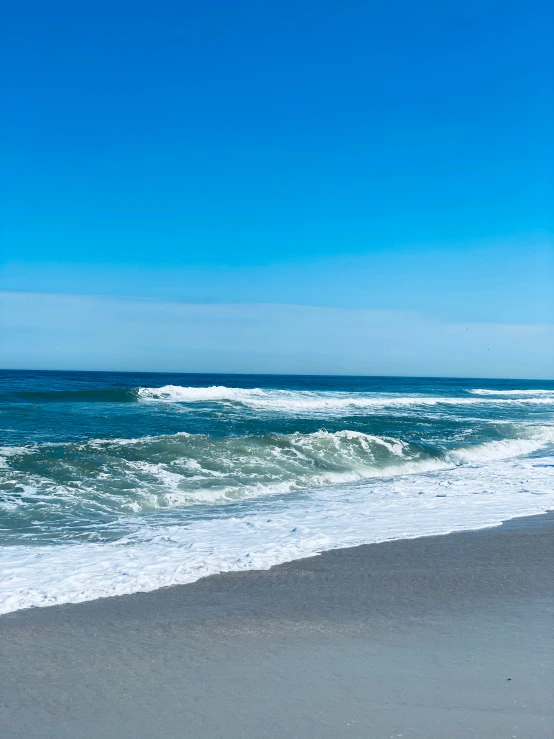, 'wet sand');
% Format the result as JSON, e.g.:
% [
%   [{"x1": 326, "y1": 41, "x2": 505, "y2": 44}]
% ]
[{"x1": 1, "y1": 513, "x2": 553, "y2": 738}]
